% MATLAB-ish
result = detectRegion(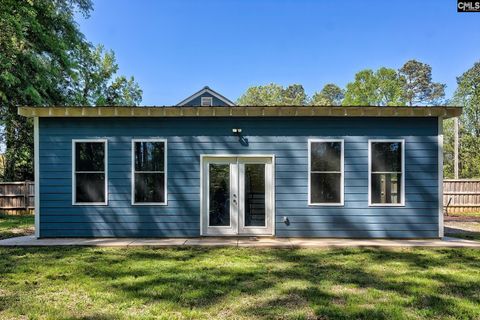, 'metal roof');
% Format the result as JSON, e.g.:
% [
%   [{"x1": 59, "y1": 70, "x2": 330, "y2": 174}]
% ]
[{"x1": 18, "y1": 106, "x2": 462, "y2": 119}]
